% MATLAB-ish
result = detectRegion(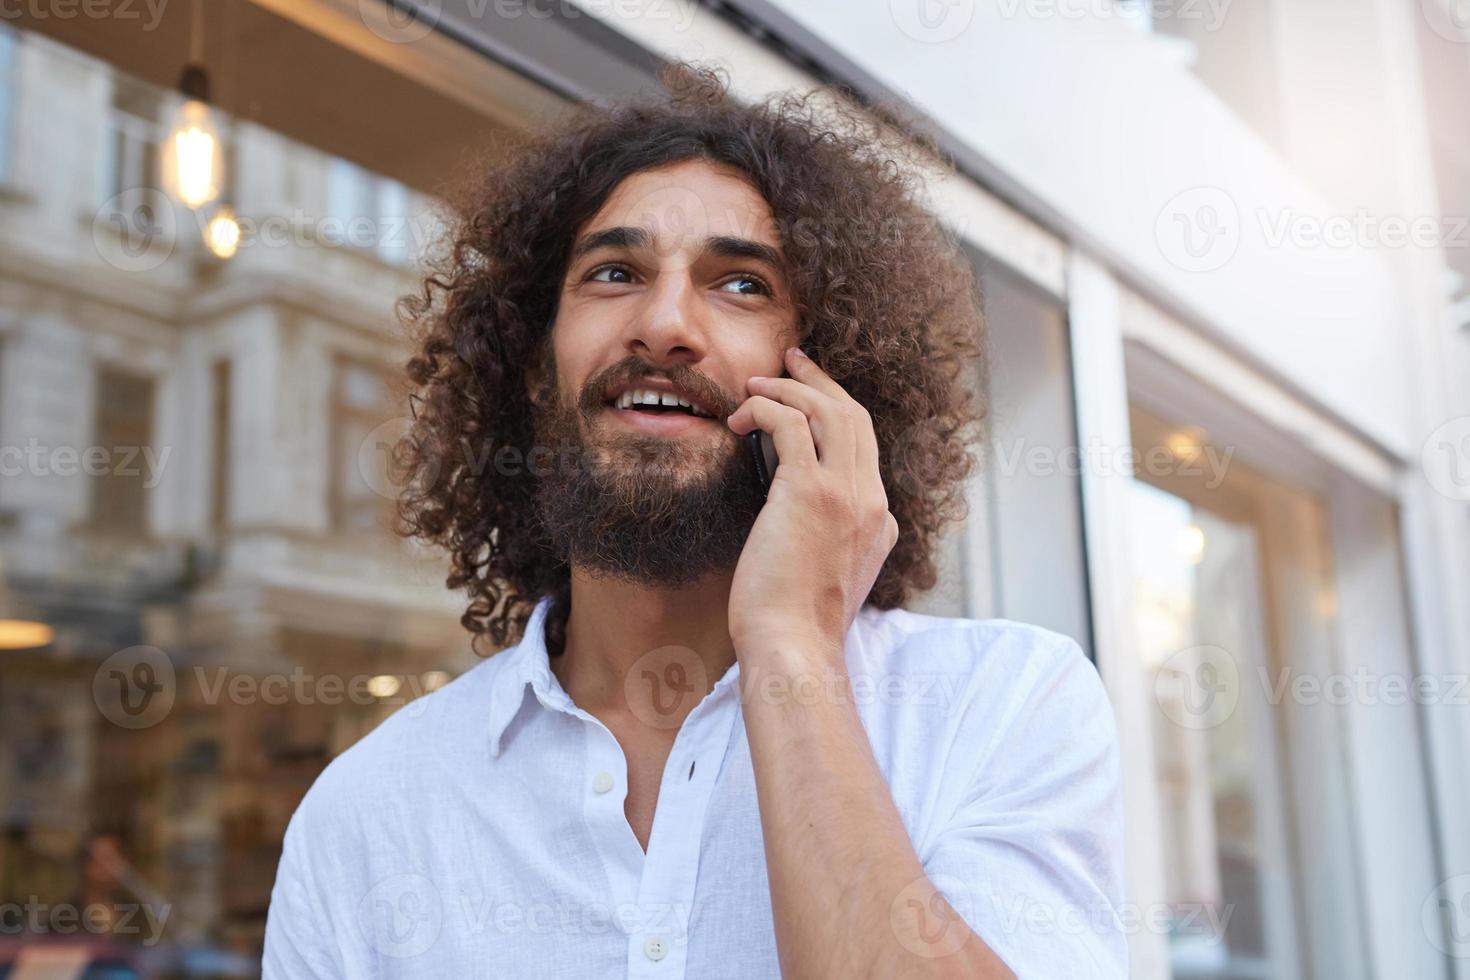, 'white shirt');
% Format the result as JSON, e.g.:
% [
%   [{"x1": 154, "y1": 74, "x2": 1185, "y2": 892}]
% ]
[{"x1": 263, "y1": 596, "x2": 1128, "y2": 979}]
